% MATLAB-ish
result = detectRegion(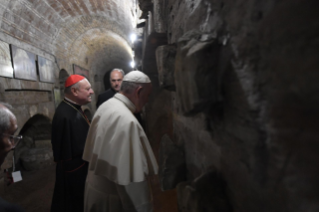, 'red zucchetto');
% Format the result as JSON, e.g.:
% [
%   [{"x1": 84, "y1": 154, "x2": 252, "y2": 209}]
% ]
[{"x1": 65, "y1": 75, "x2": 85, "y2": 87}]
